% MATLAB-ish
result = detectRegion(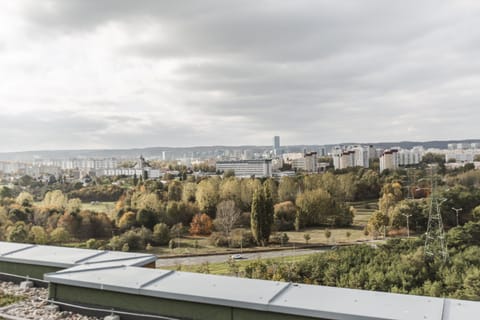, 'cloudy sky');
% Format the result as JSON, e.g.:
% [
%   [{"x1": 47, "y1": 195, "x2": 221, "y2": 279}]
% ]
[{"x1": 1, "y1": 1, "x2": 480, "y2": 152}]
